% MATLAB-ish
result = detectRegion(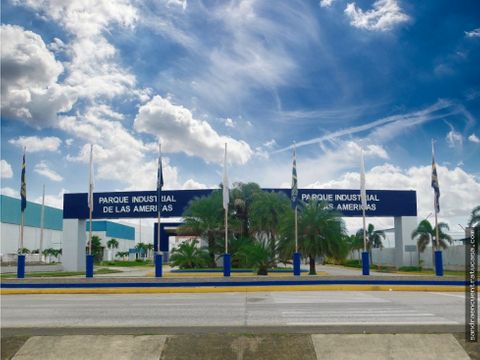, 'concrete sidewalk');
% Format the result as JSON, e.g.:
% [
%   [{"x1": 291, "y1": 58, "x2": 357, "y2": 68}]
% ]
[{"x1": 6, "y1": 334, "x2": 473, "y2": 360}]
